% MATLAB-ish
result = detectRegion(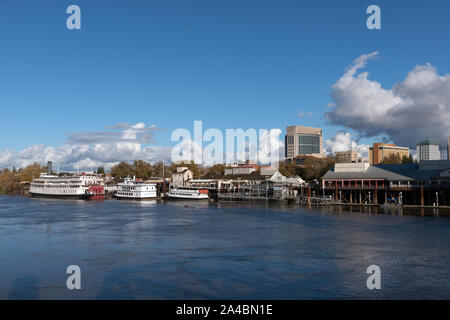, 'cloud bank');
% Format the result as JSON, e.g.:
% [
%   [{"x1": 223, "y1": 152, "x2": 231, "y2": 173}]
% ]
[
  {"x1": 0, "y1": 123, "x2": 169, "y2": 171},
  {"x1": 324, "y1": 132, "x2": 369, "y2": 160},
  {"x1": 326, "y1": 52, "x2": 450, "y2": 147}
]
